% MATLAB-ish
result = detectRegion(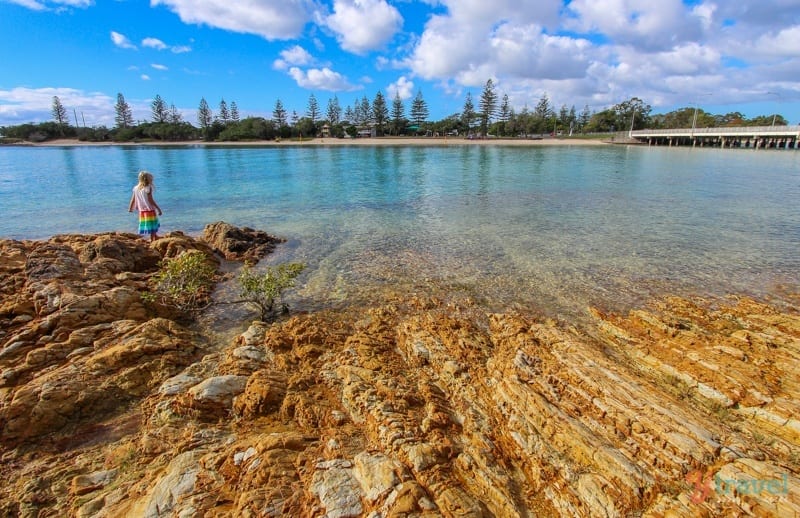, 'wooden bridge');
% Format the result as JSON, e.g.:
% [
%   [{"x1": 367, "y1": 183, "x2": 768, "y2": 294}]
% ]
[{"x1": 629, "y1": 125, "x2": 800, "y2": 149}]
